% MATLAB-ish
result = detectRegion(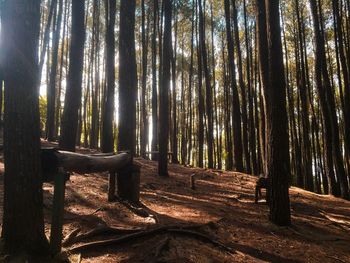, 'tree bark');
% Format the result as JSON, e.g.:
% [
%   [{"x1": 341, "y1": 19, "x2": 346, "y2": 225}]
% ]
[
  {"x1": 59, "y1": 0, "x2": 85, "y2": 151},
  {"x1": 309, "y1": 0, "x2": 349, "y2": 199},
  {"x1": 1, "y1": 0, "x2": 49, "y2": 253},
  {"x1": 151, "y1": 0, "x2": 159, "y2": 161},
  {"x1": 47, "y1": 0, "x2": 63, "y2": 141},
  {"x1": 118, "y1": 0, "x2": 137, "y2": 154},
  {"x1": 264, "y1": 0, "x2": 291, "y2": 226},
  {"x1": 158, "y1": 0, "x2": 172, "y2": 176},
  {"x1": 224, "y1": 0, "x2": 243, "y2": 172},
  {"x1": 102, "y1": 0, "x2": 116, "y2": 153},
  {"x1": 232, "y1": 0, "x2": 250, "y2": 173},
  {"x1": 199, "y1": 0, "x2": 214, "y2": 169}
]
